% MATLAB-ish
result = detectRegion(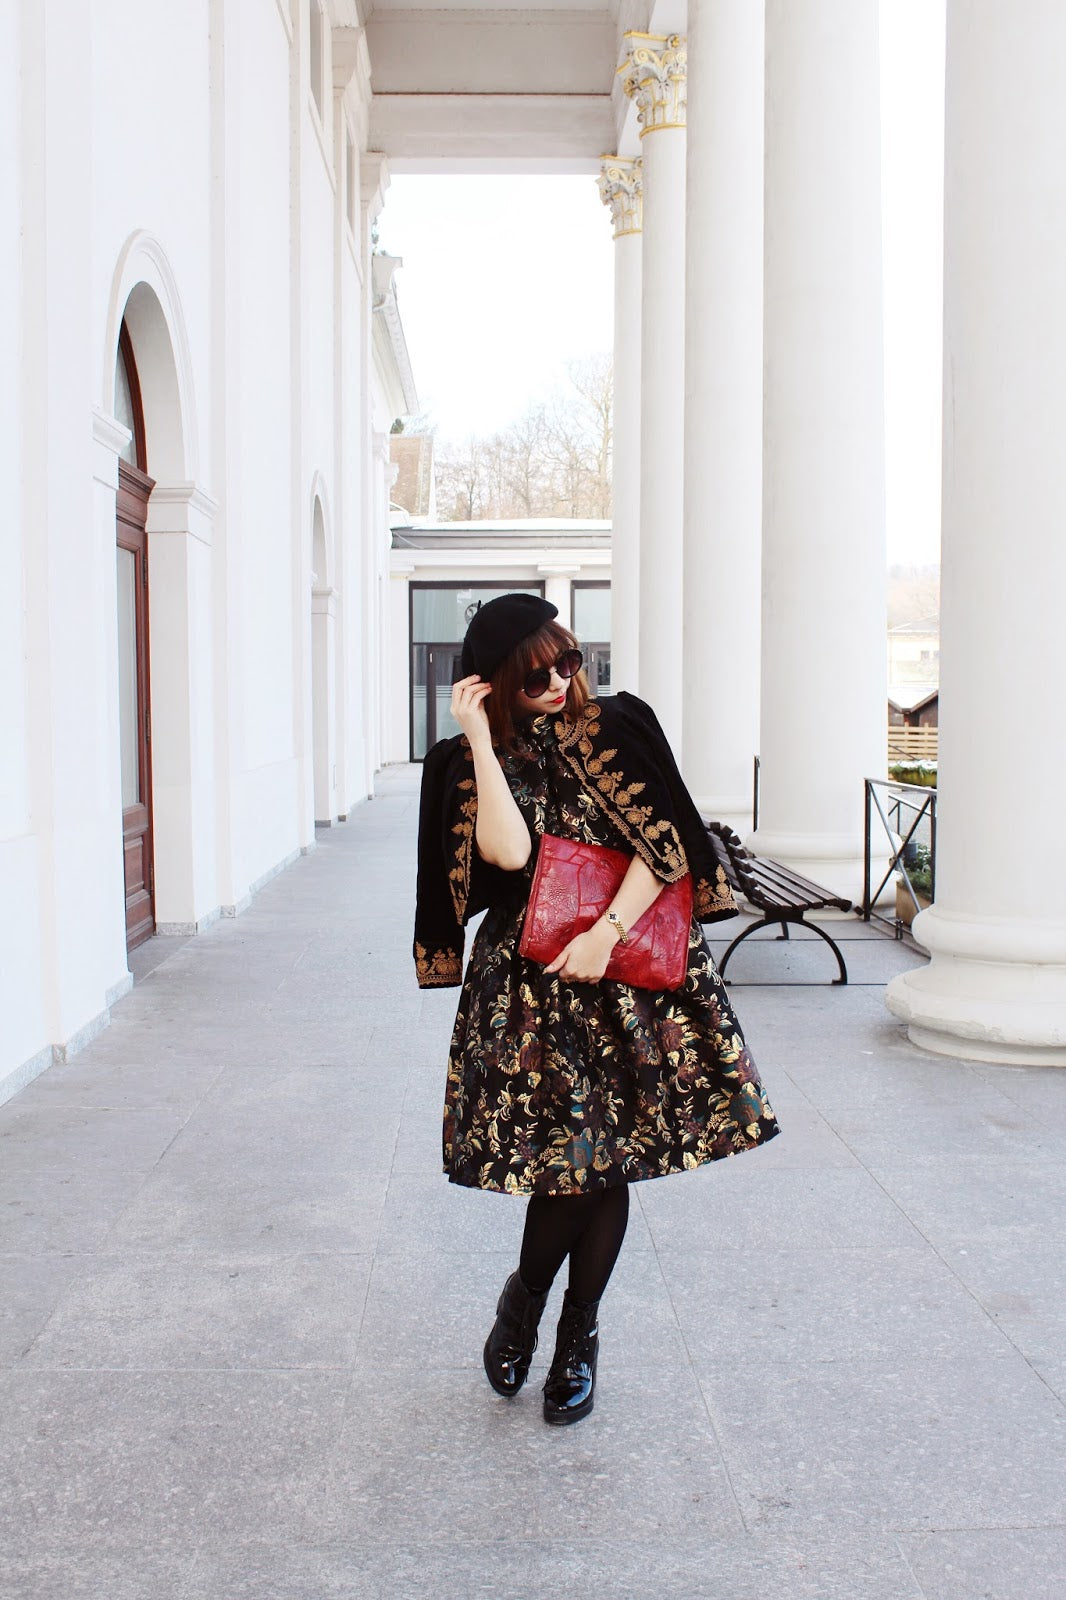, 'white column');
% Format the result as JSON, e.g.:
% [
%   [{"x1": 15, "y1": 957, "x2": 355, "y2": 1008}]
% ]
[
  {"x1": 146, "y1": 486, "x2": 220, "y2": 929},
  {"x1": 681, "y1": 1, "x2": 763, "y2": 828},
  {"x1": 311, "y1": 584, "x2": 337, "y2": 825},
  {"x1": 886, "y1": 1, "x2": 1066, "y2": 1065},
  {"x1": 618, "y1": 31, "x2": 687, "y2": 754},
  {"x1": 597, "y1": 156, "x2": 642, "y2": 695},
  {"x1": 751, "y1": 1, "x2": 887, "y2": 901},
  {"x1": 540, "y1": 569, "x2": 578, "y2": 629}
]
